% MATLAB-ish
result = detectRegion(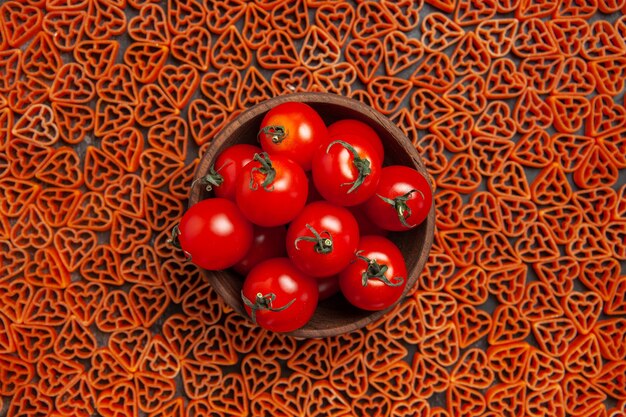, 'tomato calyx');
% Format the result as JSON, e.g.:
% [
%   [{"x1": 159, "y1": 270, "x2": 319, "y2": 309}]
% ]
[
  {"x1": 241, "y1": 291, "x2": 296, "y2": 324},
  {"x1": 327, "y1": 140, "x2": 372, "y2": 193},
  {"x1": 191, "y1": 164, "x2": 224, "y2": 192},
  {"x1": 259, "y1": 125, "x2": 288, "y2": 144},
  {"x1": 377, "y1": 189, "x2": 423, "y2": 228},
  {"x1": 167, "y1": 224, "x2": 192, "y2": 260},
  {"x1": 355, "y1": 250, "x2": 404, "y2": 287},
  {"x1": 294, "y1": 224, "x2": 334, "y2": 254},
  {"x1": 249, "y1": 152, "x2": 277, "y2": 191}
]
